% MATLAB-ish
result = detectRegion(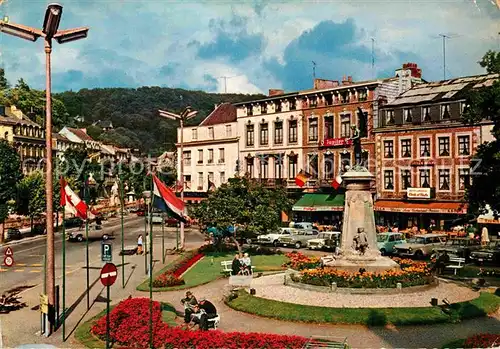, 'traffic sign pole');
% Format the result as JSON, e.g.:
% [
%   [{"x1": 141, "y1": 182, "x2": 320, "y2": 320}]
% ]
[
  {"x1": 106, "y1": 283, "x2": 110, "y2": 349},
  {"x1": 100, "y1": 262, "x2": 117, "y2": 349}
]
